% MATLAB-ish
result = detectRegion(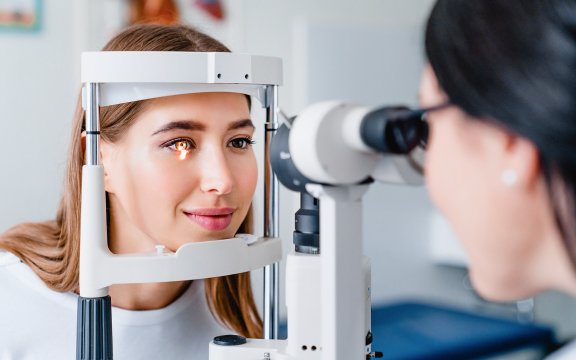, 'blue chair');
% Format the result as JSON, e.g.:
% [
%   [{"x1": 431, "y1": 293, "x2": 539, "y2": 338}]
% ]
[
  {"x1": 370, "y1": 301, "x2": 556, "y2": 359},
  {"x1": 278, "y1": 300, "x2": 555, "y2": 358}
]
